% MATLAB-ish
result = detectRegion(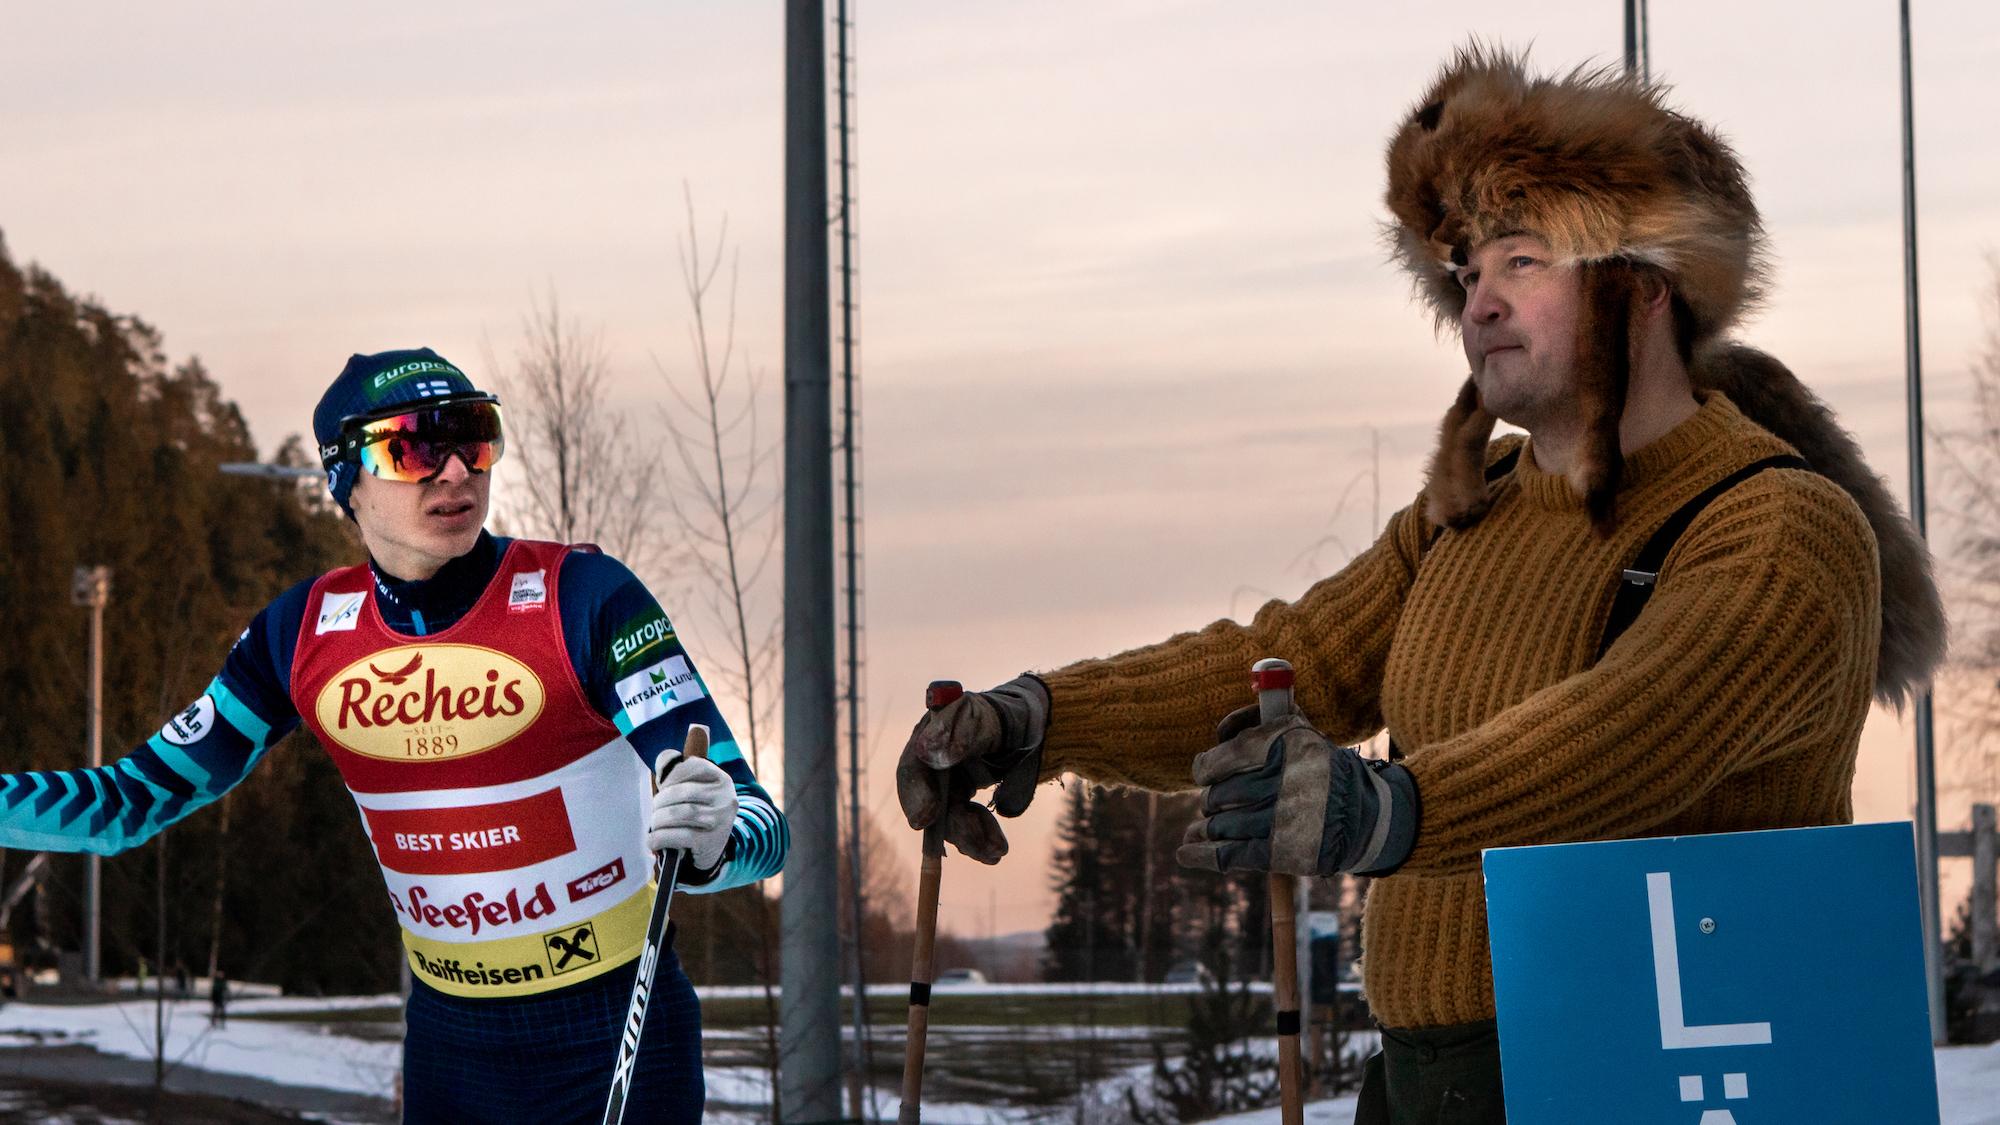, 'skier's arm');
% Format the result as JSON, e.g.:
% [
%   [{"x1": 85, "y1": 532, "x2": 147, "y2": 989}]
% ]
[
  {"x1": 0, "y1": 584, "x2": 309, "y2": 855},
  {"x1": 1396, "y1": 468, "x2": 1879, "y2": 875},
  {"x1": 564, "y1": 551, "x2": 787, "y2": 893}
]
